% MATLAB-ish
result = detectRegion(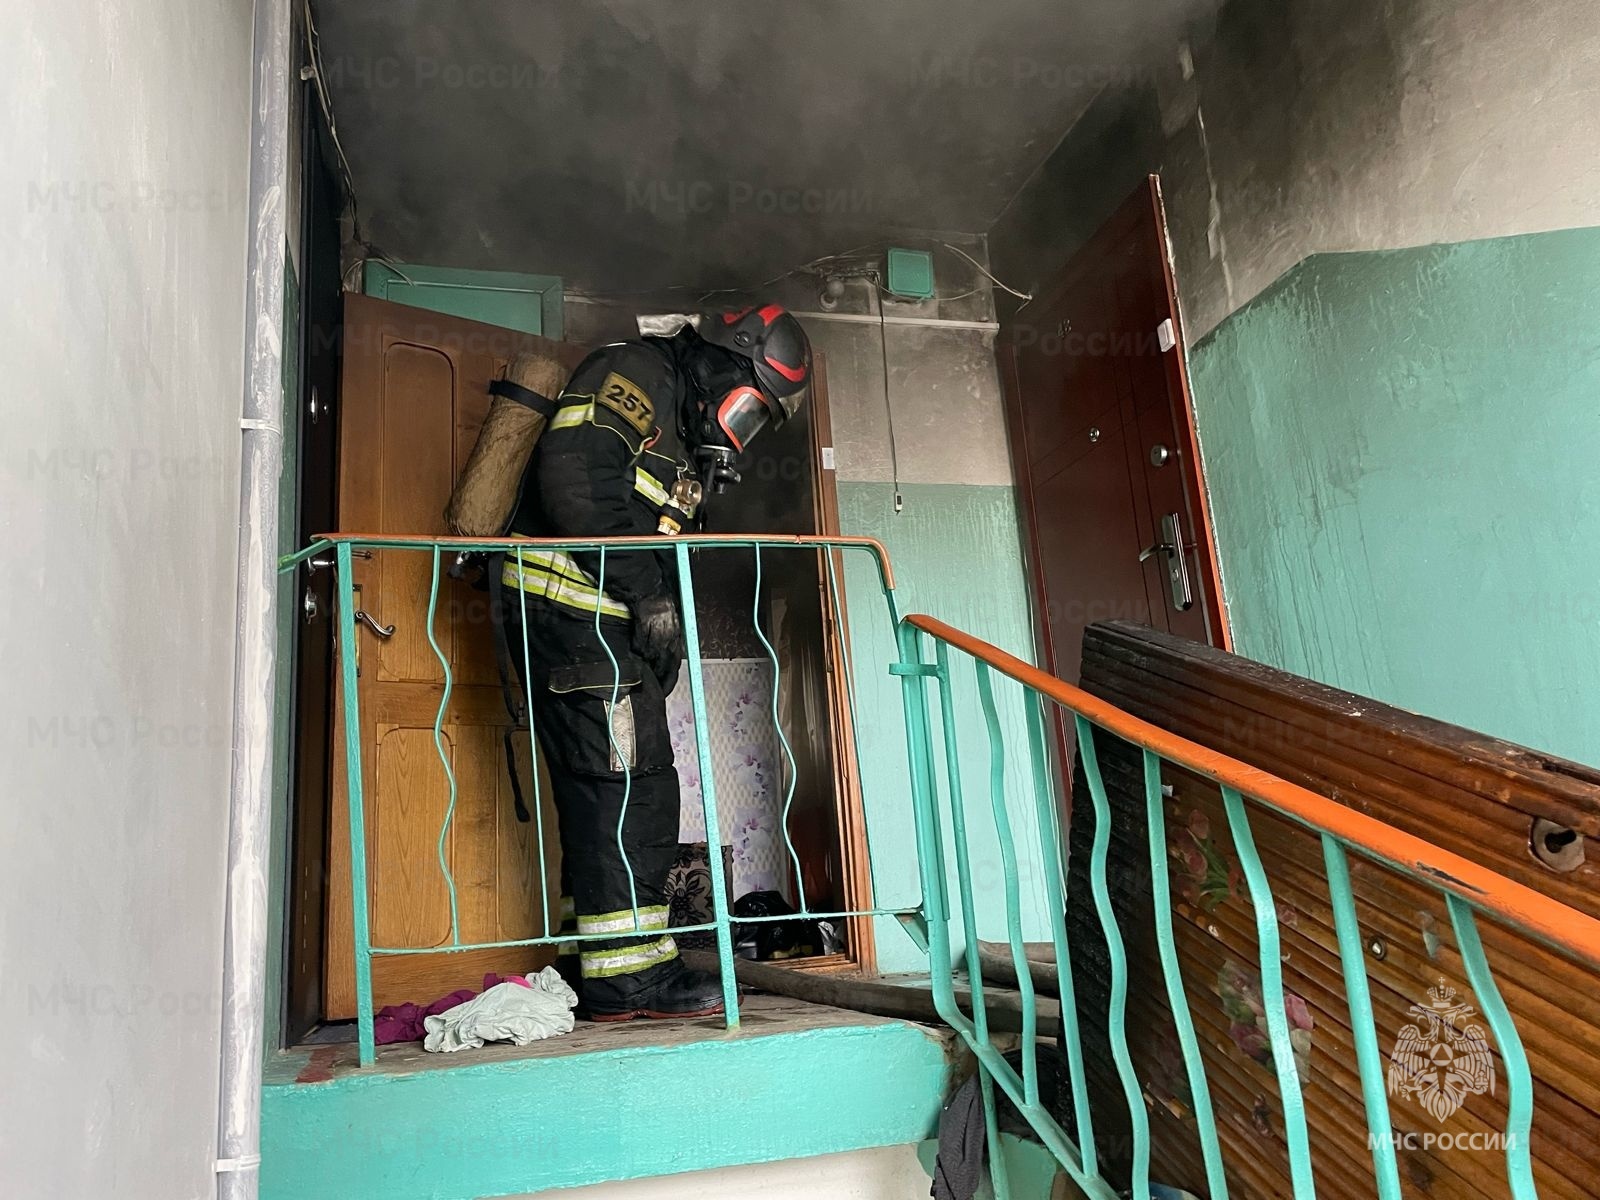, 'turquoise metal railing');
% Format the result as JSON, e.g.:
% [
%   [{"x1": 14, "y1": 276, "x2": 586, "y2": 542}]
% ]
[
  {"x1": 895, "y1": 613, "x2": 1600, "y2": 1200},
  {"x1": 280, "y1": 533, "x2": 917, "y2": 1066},
  {"x1": 278, "y1": 530, "x2": 1600, "y2": 1198}
]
